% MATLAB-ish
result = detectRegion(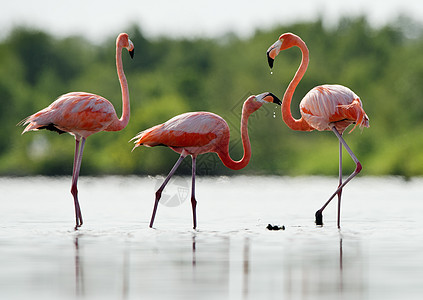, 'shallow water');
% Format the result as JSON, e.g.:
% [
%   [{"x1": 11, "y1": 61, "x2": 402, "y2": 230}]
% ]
[{"x1": 1, "y1": 176, "x2": 422, "y2": 299}]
